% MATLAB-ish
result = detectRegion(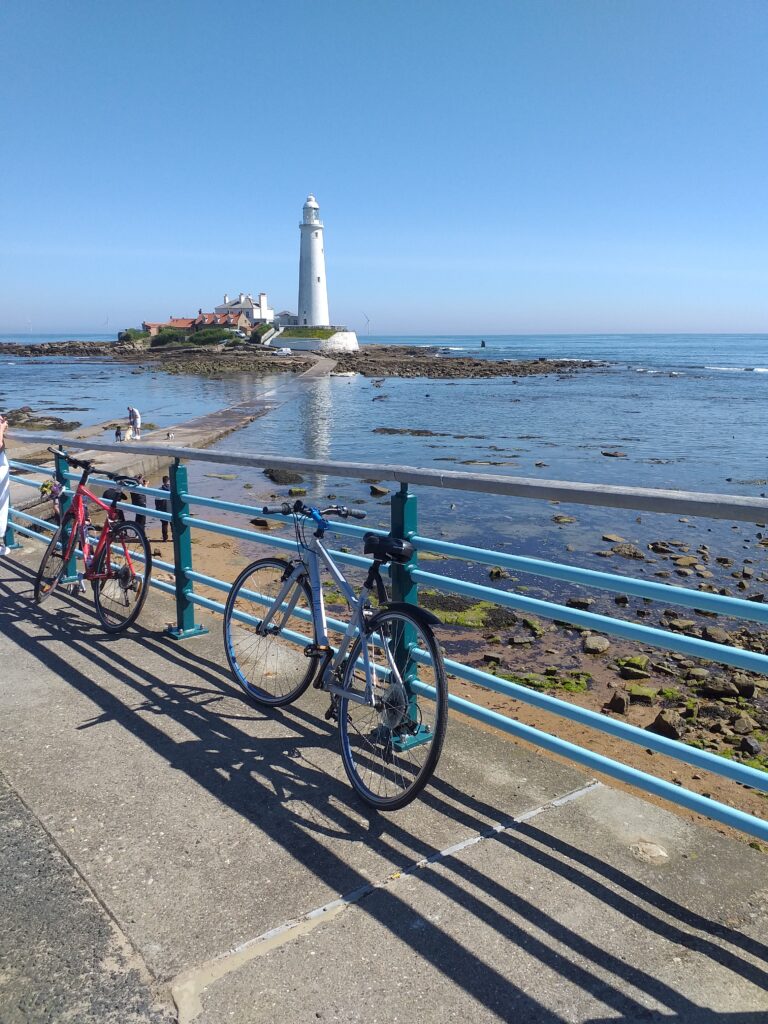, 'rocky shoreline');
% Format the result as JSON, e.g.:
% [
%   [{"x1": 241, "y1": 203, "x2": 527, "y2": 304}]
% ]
[{"x1": 3, "y1": 339, "x2": 603, "y2": 379}]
